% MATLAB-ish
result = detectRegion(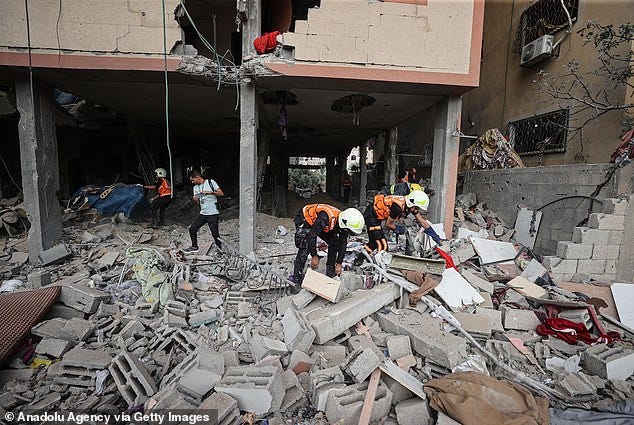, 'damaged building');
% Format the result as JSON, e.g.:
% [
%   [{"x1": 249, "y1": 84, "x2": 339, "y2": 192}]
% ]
[{"x1": 1, "y1": 1, "x2": 634, "y2": 424}]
